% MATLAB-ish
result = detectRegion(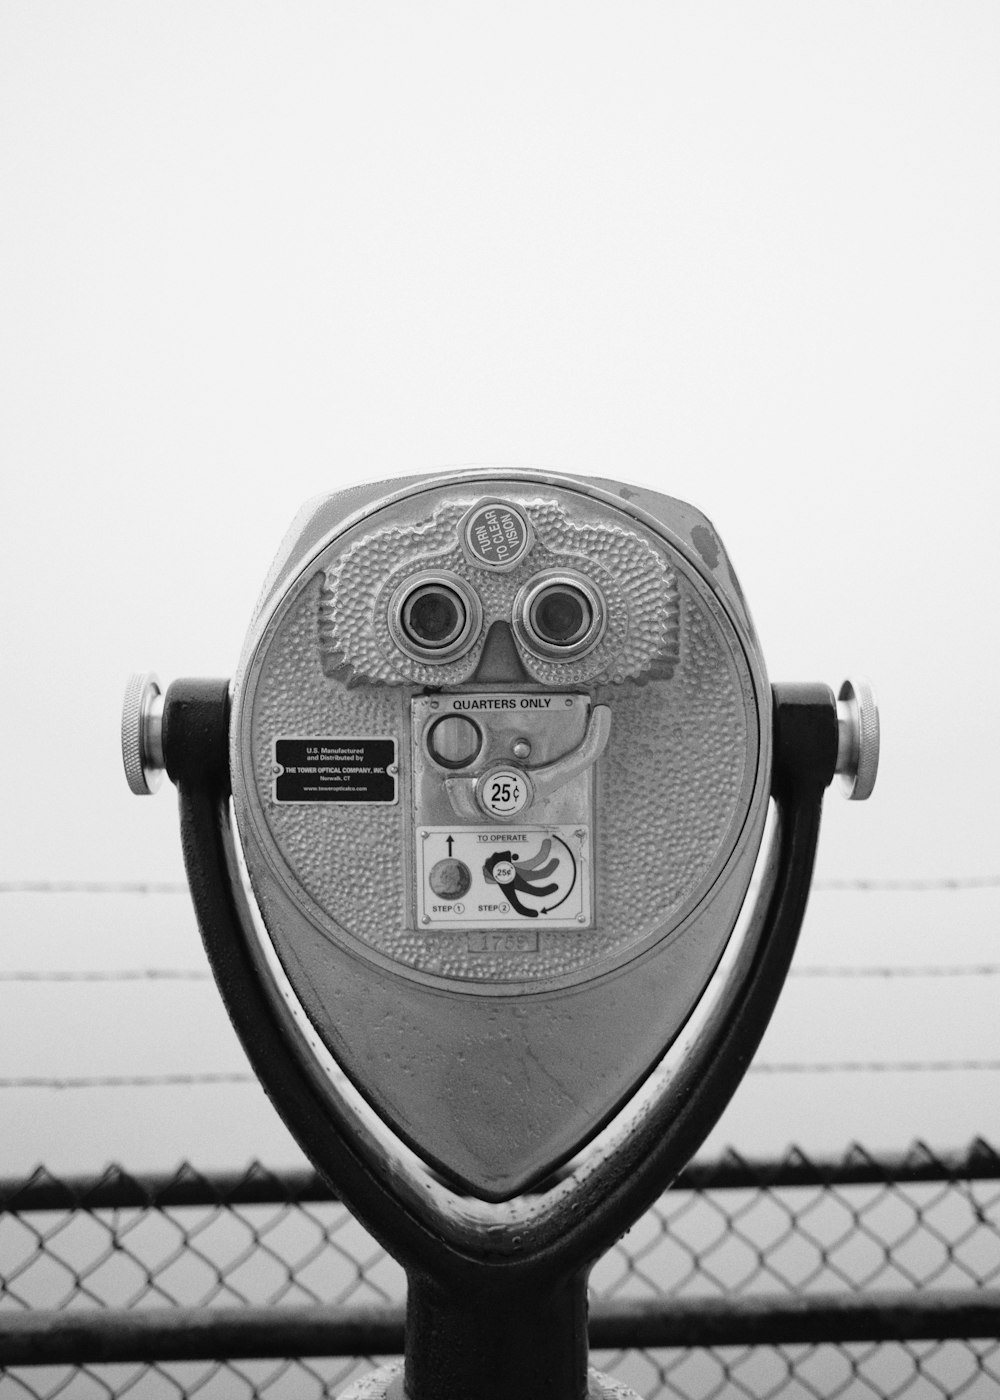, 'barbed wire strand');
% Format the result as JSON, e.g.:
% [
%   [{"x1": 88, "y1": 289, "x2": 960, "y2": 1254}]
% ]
[
  {"x1": 791, "y1": 964, "x2": 1000, "y2": 979},
  {"x1": 0, "y1": 881, "x2": 189, "y2": 894},
  {"x1": 0, "y1": 970, "x2": 212, "y2": 982},
  {"x1": 3, "y1": 875, "x2": 1000, "y2": 896},
  {"x1": 3, "y1": 964, "x2": 1000, "y2": 983},
  {"x1": 0, "y1": 1074, "x2": 256, "y2": 1089},
  {"x1": 814, "y1": 876, "x2": 1000, "y2": 891},
  {"x1": 753, "y1": 1060, "x2": 1000, "y2": 1074},
  {"x1": 4, "y1": 1061, "x2": 1000, "y2": 1089}
]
